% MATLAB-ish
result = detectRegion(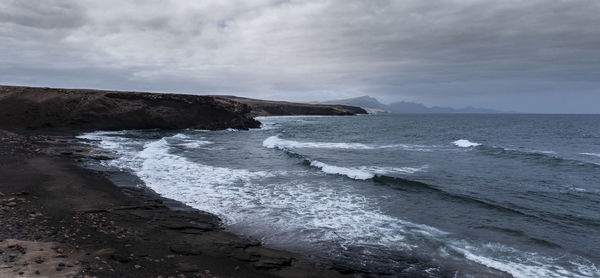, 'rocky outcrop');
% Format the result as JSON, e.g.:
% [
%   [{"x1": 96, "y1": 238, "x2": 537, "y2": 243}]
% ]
[
  {"x1": 0, "y1": 86, "x2": 260, "y2": 131},
  {"x1": 218, "y1": 96, "x2": 367, "y2": 116}
]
